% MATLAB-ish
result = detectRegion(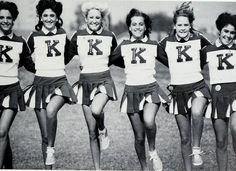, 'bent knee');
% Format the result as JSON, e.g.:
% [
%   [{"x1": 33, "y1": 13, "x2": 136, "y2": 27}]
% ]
[
  {"x1": 91, "y1": 105, "x2": 103, "y2": 116},
  {"x1": 0, "y1": 128, "x2": 8, "y2": 139},
  {"x1": 145, "y1": 121, "x2": 156, "y2": 130}
]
